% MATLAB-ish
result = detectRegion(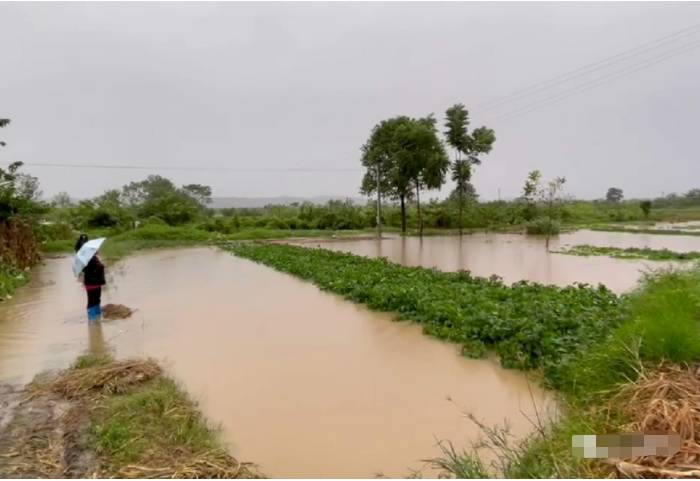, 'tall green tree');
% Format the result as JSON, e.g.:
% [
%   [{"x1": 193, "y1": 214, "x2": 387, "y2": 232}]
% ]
[
  {"x1": 360, "y1": 116, "x2": 414, "y2": 234},
  {"x1": 606, "y1": 187, "x2": 624, "y2": 203},
  {"x1": 444, "y1": 104, "x2": 496, "y2": 235},
  {"x1": 403, "y1": 115, "x2": 450, "y2": 237},
  {"x1": 361, "y1": 115, "x2": 449, "y2": 236},
  {"x1": 183, "y1": 184, "x2": 212, "y2": 205},
  {"x1": 121, "y1": 175, "x2": 210, "y2": 225},
  {"x1": 0, "y1": 118, "x2": 9, "y2": 147}
]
